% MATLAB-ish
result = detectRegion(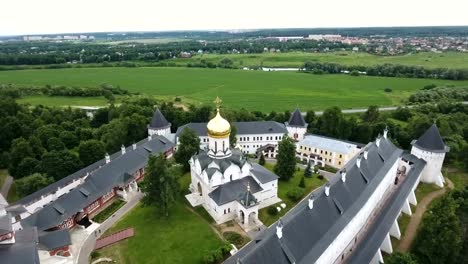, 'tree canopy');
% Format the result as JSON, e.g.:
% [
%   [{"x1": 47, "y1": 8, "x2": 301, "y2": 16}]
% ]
[
  {"x1": 274, "y1": 136, "x2": 296, "y2": 181},
  {"x1": 174, "y1": 128, "x2": 200, "y2": 172}
]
